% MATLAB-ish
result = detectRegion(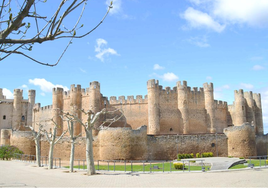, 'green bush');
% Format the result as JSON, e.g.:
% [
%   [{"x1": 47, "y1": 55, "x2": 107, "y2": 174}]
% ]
[
  {"x1": 177, "y1": 154, "x2": 182, "y2": 160},
  {"x1": 196, "y1": 153, "x2": 200, "y2": 158},
  {"x1": 190, "y1": 153, "x2": 194, "y2": 158},
  {"x1": 239, "y1": 157, "x2": 245, "y2": 159},
  {"x1": 0, "y1": 145, "x2": 23, "y2": 160},
  {"x1": 174, "y1": 163, "x2": 185, "y2": 170}
]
